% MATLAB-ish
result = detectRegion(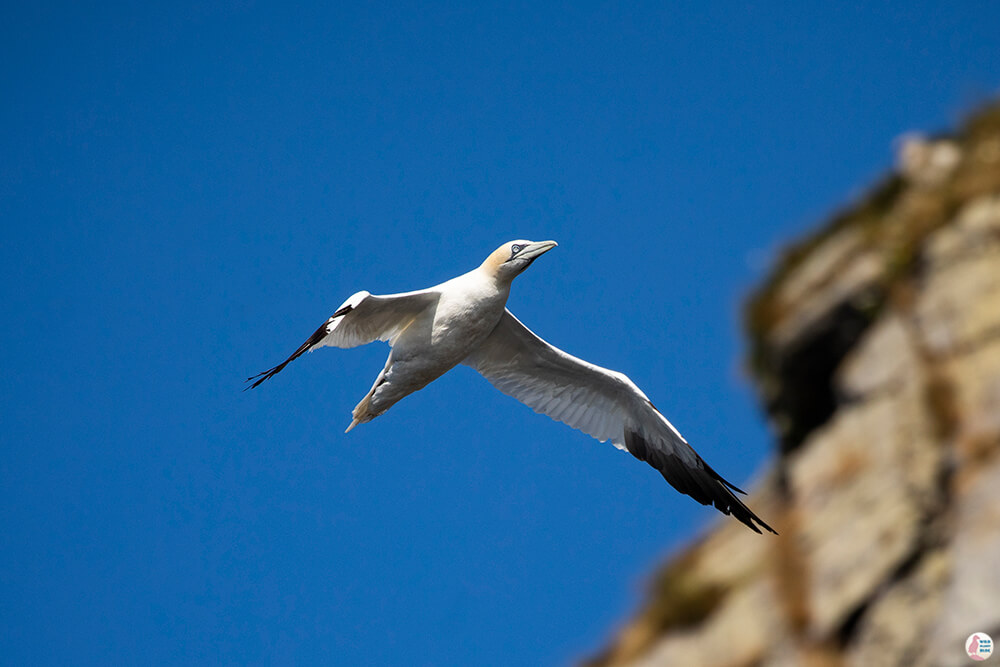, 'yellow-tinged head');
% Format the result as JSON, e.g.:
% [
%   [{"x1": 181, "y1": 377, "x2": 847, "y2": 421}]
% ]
[{"x1": 480, "y1": 240, "x2": 558, "y2": 282}]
